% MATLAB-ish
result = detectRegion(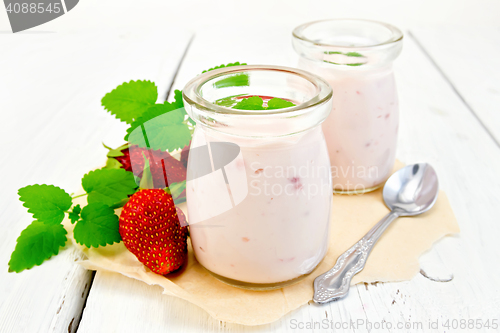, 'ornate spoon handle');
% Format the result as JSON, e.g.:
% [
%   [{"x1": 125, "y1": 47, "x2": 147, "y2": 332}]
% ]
[{"x1": 313, "y1": 211, "x2": 400, "y2": 304}]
